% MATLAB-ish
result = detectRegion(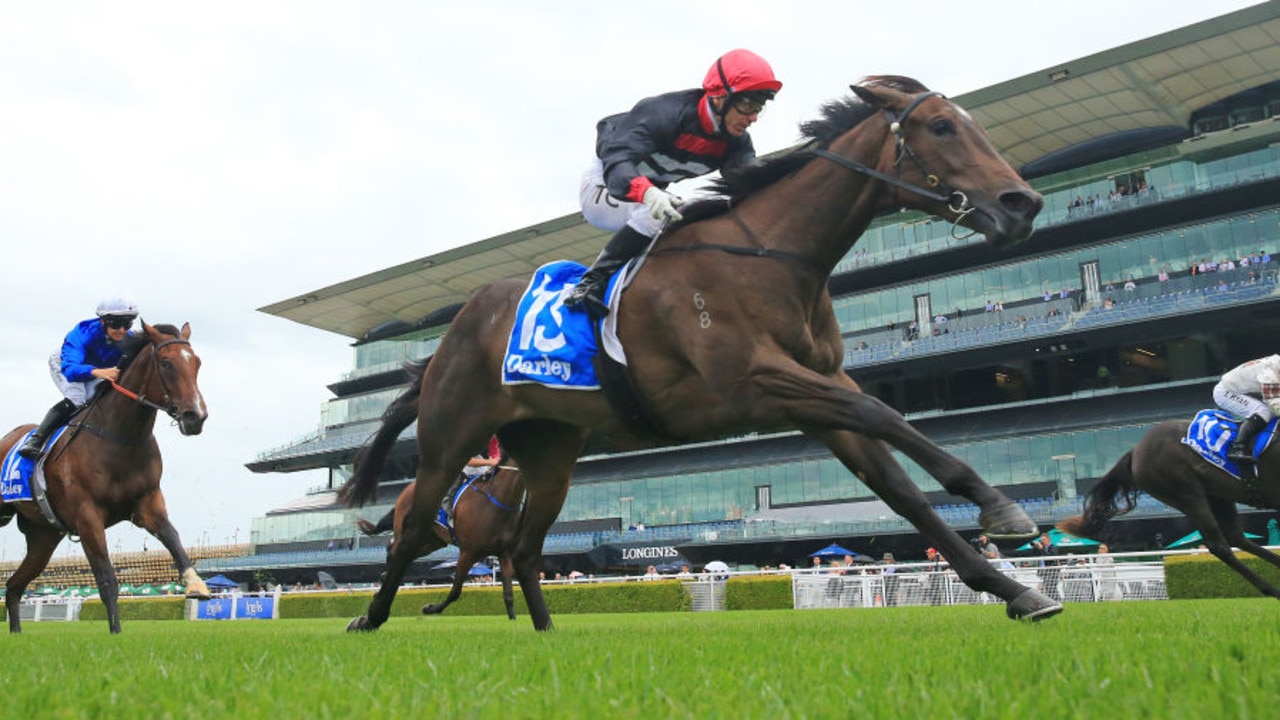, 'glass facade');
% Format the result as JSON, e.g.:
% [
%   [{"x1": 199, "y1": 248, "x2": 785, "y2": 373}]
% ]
[{"x1": 835, "y1": 207, "x2": 1280, "y2": 335}]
